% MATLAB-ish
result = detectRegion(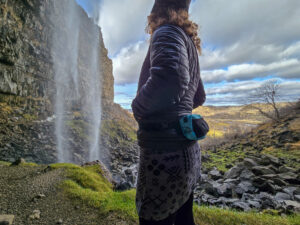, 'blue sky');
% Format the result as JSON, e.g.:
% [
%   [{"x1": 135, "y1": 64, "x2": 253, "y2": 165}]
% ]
[{"x1": 76, "y1": 0, "x2": 300, "y2": 109}]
